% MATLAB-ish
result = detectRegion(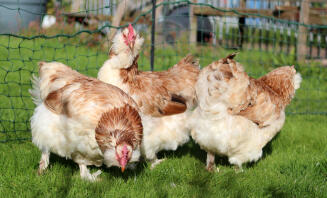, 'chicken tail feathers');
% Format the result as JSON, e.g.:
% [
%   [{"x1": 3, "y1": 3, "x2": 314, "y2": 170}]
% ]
[
  {"x1": 29, "y1": 74, "x2": 42, "y2": 106},
  {"x1": 160, "y1": 101, "x2": 187, "y2": 116},
  {"x1": 258, "y1": 66, "x2": 302, "y2": 105},
  {"x1": 221, "y1": 52, "x2": 238, "y2": 64},
  {"x1": 178, "y1": 54, "x2": 200, "y2": 68},
  {"x1": 294, "y1": 72, "x2": 302, "y2": 90}
]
